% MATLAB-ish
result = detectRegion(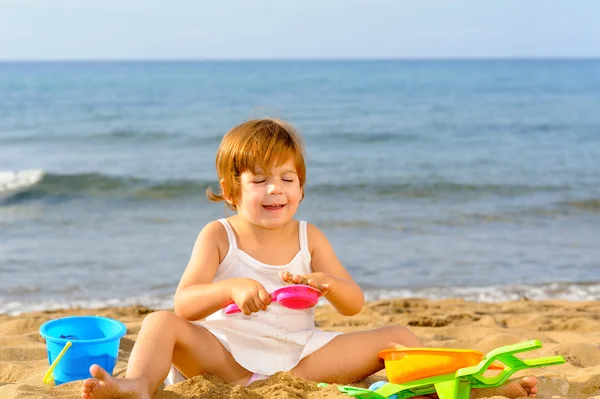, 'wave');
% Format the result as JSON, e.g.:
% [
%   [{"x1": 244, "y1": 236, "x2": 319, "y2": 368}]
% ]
[
  {"x1": 313, "y1": 130, "x2": 421, "y2": 144},
  {"x1": 2, "y1": 129, "x2": 423, "y2": 146},
  {"x1": 363, "y1": 281, "x2": 600, "y2": 303},
  {"x1": 2, "y1": 171, "x2": 575, "y2": 204},
  {"x1": 560, "y1": 198, "x2": 600, "y2": 212},
  {"x1": 0, "y1": 169, "x2": 45, "y2": 198},
  {"x1": 1, "y1": 130, "x2": 170, "y2": 144},
  {"x1": 2, "y1": 281, "x2": 598, "y2": 316},
  {"x1": 4, "y1": 171, "x2": 570, "y2": 203},
  {"x1": 3, "y1": 171, "x2": 214, "y2": 201},
  {"x1": 92, "y1": 130, "x2": 173, "y2": 142},
  {"x1": 309, "y1": 181, "x2": 566, "y2": 198},
  {"x1": 0, "y1": 130, "x2": 223, "y2": 146},
  {"x1": 0, "y1": 294, "x2": 175, "y2": 316}
]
